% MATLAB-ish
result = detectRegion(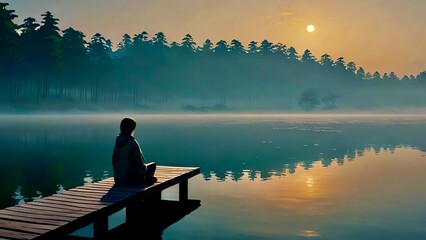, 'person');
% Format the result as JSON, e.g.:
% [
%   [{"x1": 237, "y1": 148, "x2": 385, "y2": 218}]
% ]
[{"x1": 112, "y1": 117, "x2": 157, "y2": 185}]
